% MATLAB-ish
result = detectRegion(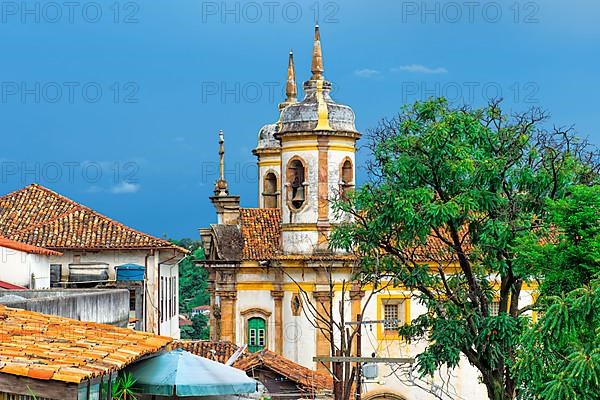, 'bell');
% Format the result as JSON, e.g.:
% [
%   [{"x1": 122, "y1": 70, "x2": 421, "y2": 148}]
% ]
[{"x1": 292, "y1": 186, "x2": 305, "y2": 202}]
